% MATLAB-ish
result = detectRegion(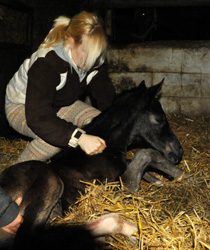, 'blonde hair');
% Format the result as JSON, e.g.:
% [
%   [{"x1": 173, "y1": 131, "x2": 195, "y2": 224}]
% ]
[{"x1": 40, "y1": 11, "x2": 107, "y2": 71}]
